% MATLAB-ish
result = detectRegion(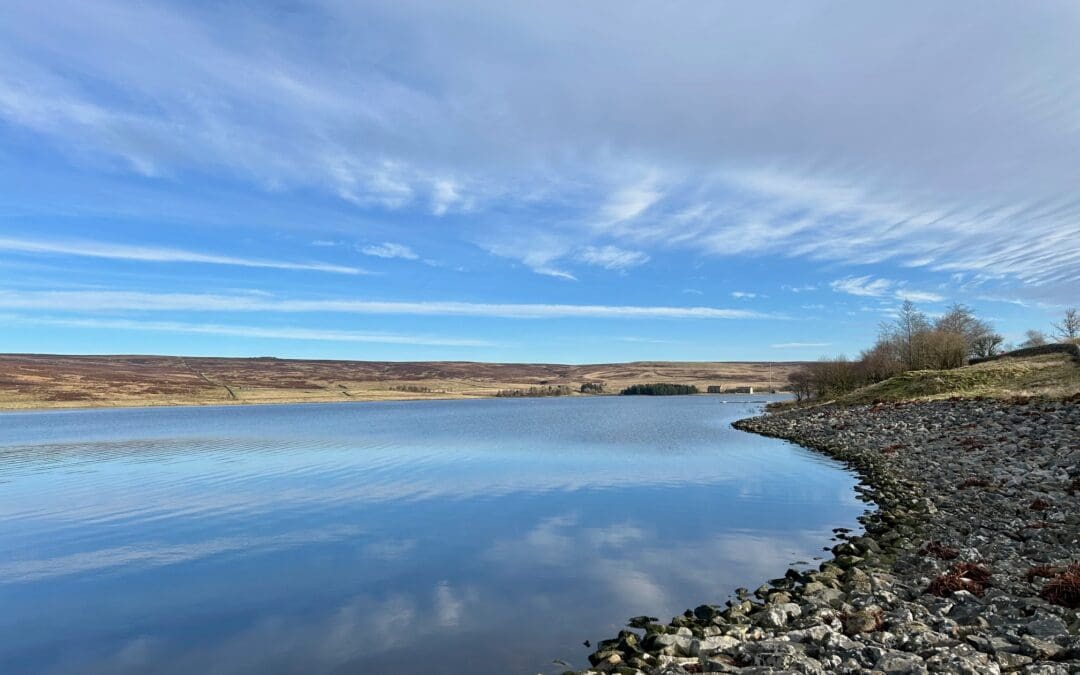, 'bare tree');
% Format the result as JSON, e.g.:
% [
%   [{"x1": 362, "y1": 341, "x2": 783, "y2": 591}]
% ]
[
  {"x1": 921, "y1": 330, "x2": 968, "y2": 369},
  {"x1": 970, "y1": 332, "x2": 1005, "y2": 359},
  {"x1": 1052, "y1": 308, "x2": 1080, "y2": 344},
  {"x1": 1021, "y1": 329, "x2": 1048, "y2": 348},
  {"x1": 859, "y1": 339, "x2": 903, "y2": 381},
  {"x1": 787, "y1": 369, "x2": 812, "y2": 402},
  {"x1": 892, "y1": 300, "x2": 931, "y2": 370},
  {"x1": 935, "y1": 303, "x2": 998, "y2": 360}
]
